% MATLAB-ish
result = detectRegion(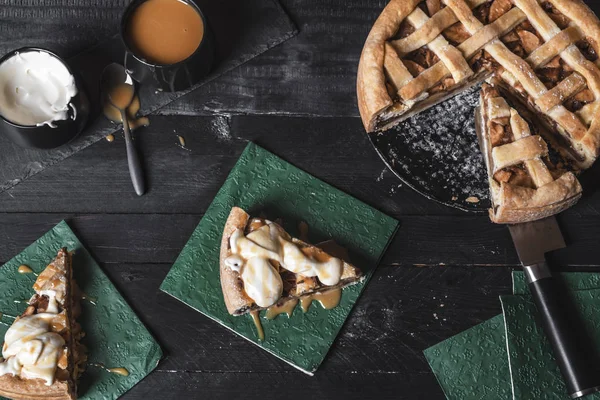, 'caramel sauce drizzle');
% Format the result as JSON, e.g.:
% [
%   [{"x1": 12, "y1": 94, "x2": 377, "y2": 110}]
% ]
[
  {"x1": 108, "y1": 367, "x2": 130, "y2": 376},
  {"x1": 250, "y1": 310, "x2": 264, "y2": 341},
  {"x1": 89, "y1": 362, "x2": 130, "y2": 376},
  {"x1": 265, "y1": 299, "x2": 298, "y2": 320},
  {"x1": 106, "y1": 134, "x2": 115, "y2": 142},
  {"x1": 176, "y1": 134, "x2": 191, "y2": 152},
  {"x1": 244, "y1": 222, "x2": 348, "y2": 340},
  {"x1": 298, "y1": 221, "x2": 309, "y2": 242},
  {"x1": 300, "y1": 288, "x2": 342, "y2": 313},
  {"x1": 103, "y1": 94, "x2": 150, "y2": 131},
  {"x1": 17, "y1": 265, "x2": 37, "y2": 275},
  {"x1": 250, "y1": 289, "x2": 343, "y2": 340},
  {"x1": 51, "y1": 319, "x2": 66, "y2": 333}
]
